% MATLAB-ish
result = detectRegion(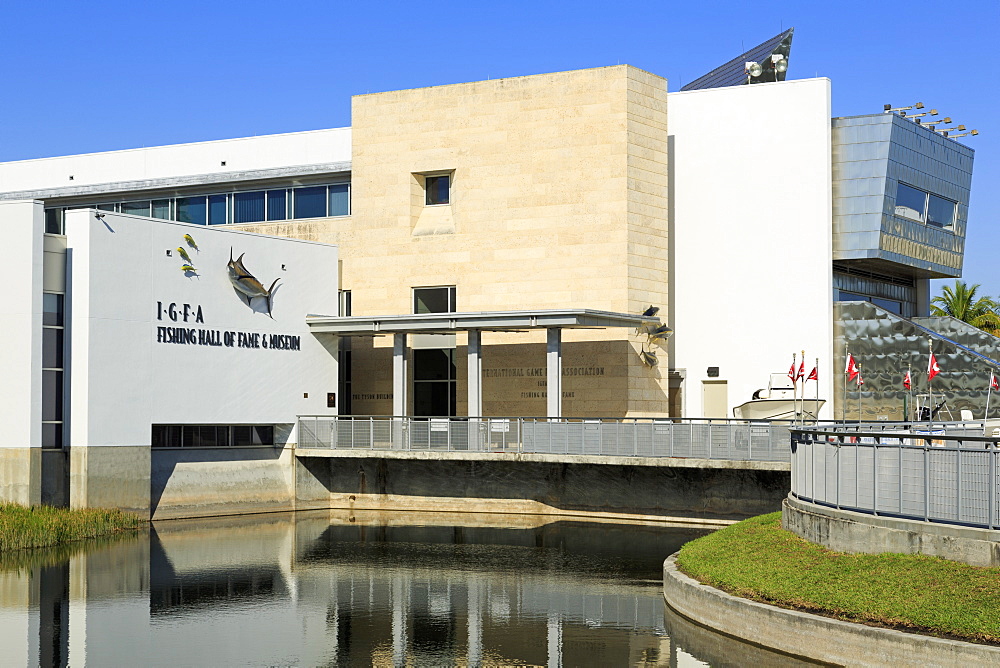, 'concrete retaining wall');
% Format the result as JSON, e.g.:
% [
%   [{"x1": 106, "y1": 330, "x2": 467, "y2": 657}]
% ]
[
  {"x1": 782, "y1": 495, "x2": 1000, "y2": 568},
  {"x1": 151, "y1": 447, "x2": 295, "y2": 520},
  {"x1": 663, "y1": 554, "x2": 1000, "y2": 665},
  {"x1": 297, "y1": 456, "x2": 790, "y2": 522}
]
